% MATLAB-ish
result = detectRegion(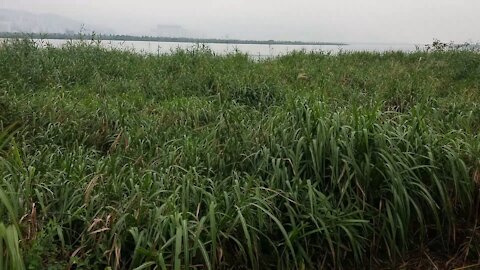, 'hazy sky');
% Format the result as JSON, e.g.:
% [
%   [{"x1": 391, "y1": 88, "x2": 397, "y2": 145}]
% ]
[{"x1": 1, "y1": 0, "x2": 479, "y2": 43}]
